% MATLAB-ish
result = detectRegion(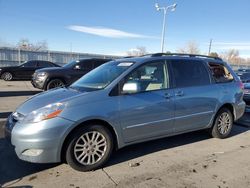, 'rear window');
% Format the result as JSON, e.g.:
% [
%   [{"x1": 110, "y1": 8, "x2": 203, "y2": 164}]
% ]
[
  {"x1": 170, "y1": 60, "x2": 210, "y2": 88},
  {"x1": 208, "y1": 63, "x2": 234, "y2": 83},
  {"x1": 38, "y1": 61, "x2": 54, "y2": 67}
]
